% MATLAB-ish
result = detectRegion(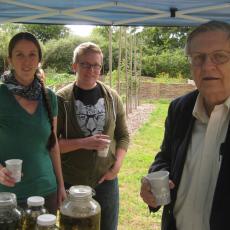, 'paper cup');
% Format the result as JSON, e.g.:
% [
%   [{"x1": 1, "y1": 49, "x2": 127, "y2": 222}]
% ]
[
  {"x1": 5, "y1": 159, "x2": 23, "y2": 182},
  {"x1": 145, "y1": 171, "x2": 171, "y2": 206},
  {"x1": 97, "y1": 140, "x2": 111, "y2": 157}
]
